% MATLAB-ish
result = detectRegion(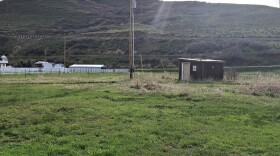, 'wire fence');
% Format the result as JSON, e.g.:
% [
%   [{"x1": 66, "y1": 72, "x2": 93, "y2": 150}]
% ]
[
  {"x1": 0, "y1": 68, "x2": 128, "y2": 75},
  {"x1": 224, "y1": 65, "x2": 280, "y2": 73}
]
